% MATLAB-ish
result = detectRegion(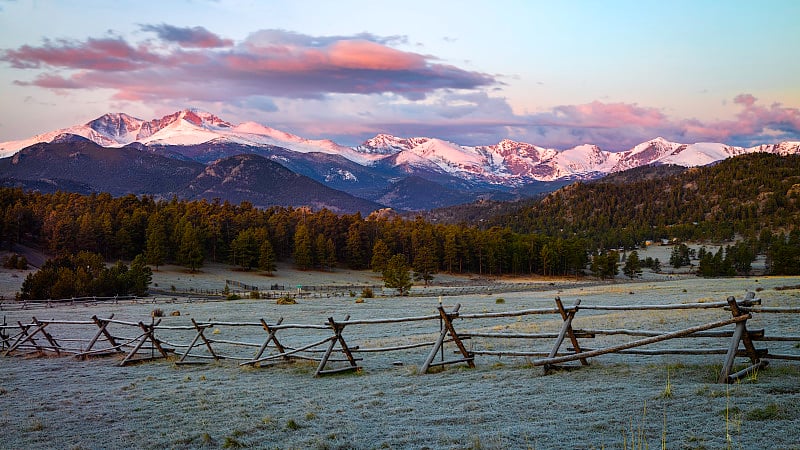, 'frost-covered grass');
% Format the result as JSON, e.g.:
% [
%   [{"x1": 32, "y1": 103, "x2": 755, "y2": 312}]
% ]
[{"x1": 1, "y1": 276, "x2": 799, "y2": 448}]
